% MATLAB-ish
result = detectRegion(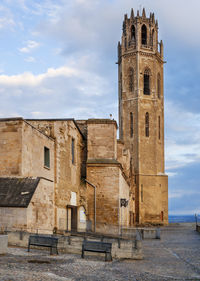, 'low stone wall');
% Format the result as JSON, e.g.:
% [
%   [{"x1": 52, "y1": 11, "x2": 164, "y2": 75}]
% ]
[
  {"x1": 58, "y1": 235, "x2": 143, "y2": 260},
  {"x1": 0, "y1": 235, "x2": 8, "y2": 254},
  {"x1": 196, "y1": 224, "x2": 200, "y2": 233},
  {"x1": 6, "y1": 230, "x2": 143, "y2": 260},
  {"x1": 122, "y1": 227, "x2": 161, "y2": 239}
]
